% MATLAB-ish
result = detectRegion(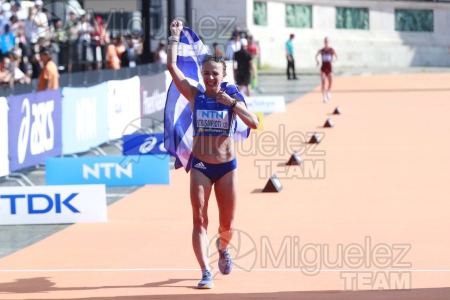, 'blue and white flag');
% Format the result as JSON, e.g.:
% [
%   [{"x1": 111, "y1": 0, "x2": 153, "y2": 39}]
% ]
[{"x1": 164, "y1": 27, "x2": 250, "y2": 172}]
